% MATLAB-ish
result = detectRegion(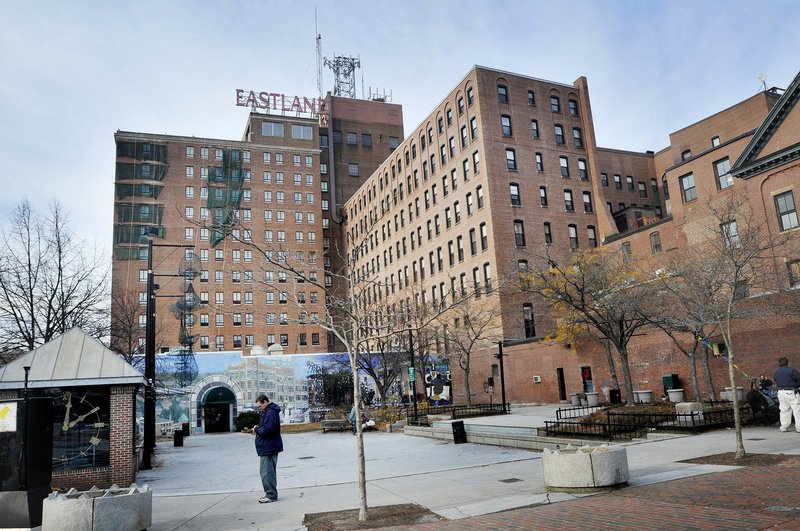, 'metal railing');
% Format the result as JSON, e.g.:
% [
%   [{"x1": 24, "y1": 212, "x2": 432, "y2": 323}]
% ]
[
  {"x1": 556, "y1": 404, "x2": 606, "y2": 420},
  {"x1": 544, "y1": 403, "x2": 751, "y2": 441},
  {"x1": 406, "y1": 403, "x2": 507, "y2": 425}
]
